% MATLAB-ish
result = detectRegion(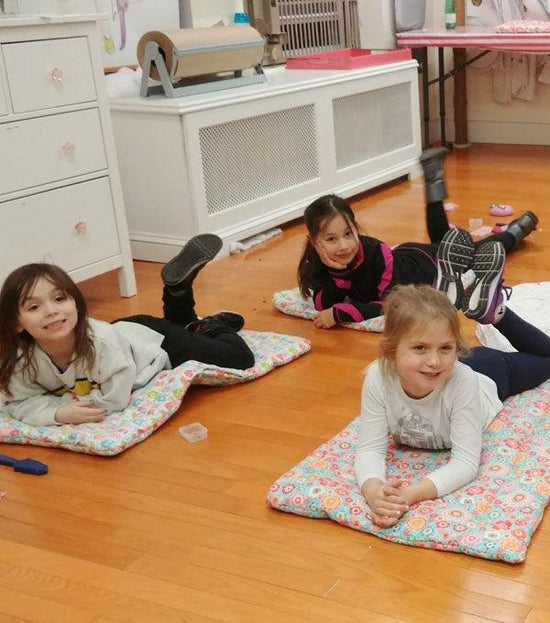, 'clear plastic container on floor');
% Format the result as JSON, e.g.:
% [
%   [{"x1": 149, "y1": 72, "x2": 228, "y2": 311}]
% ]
[{"x1": 179, "y1": 423, "x2": 208, "y2": 443}]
